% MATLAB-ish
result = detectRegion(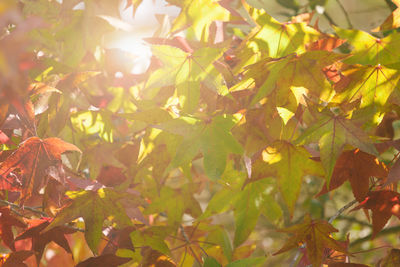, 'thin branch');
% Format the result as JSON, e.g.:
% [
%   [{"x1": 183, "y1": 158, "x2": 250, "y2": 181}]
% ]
[
  {"x1": 0, "y1": 199, "x2": 48, "y2": 217},
  {"x1": 328, "y1": 199, "x2": 358, "y2": 223}
]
